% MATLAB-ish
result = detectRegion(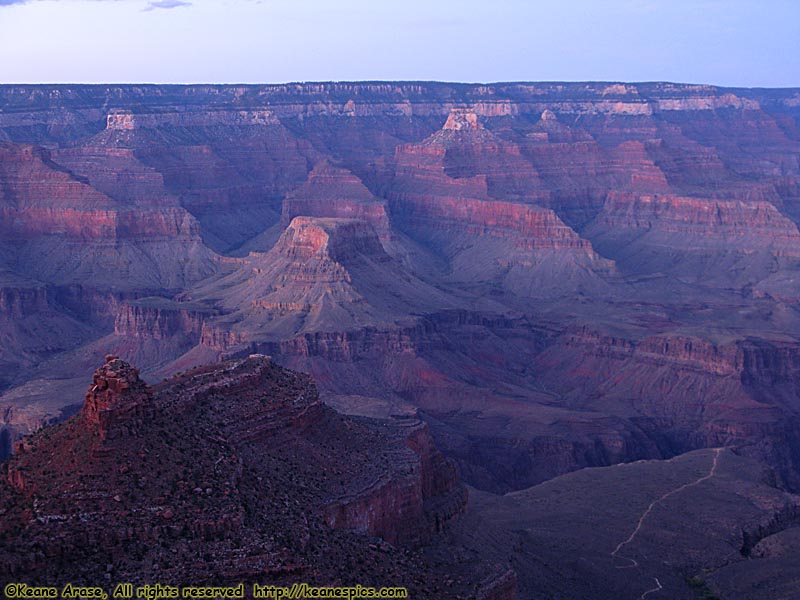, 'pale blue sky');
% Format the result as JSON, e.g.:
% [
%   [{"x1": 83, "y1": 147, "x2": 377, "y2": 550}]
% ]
[{"x1": 0, "y1": 0, "x2": 797, "y2": 86}]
